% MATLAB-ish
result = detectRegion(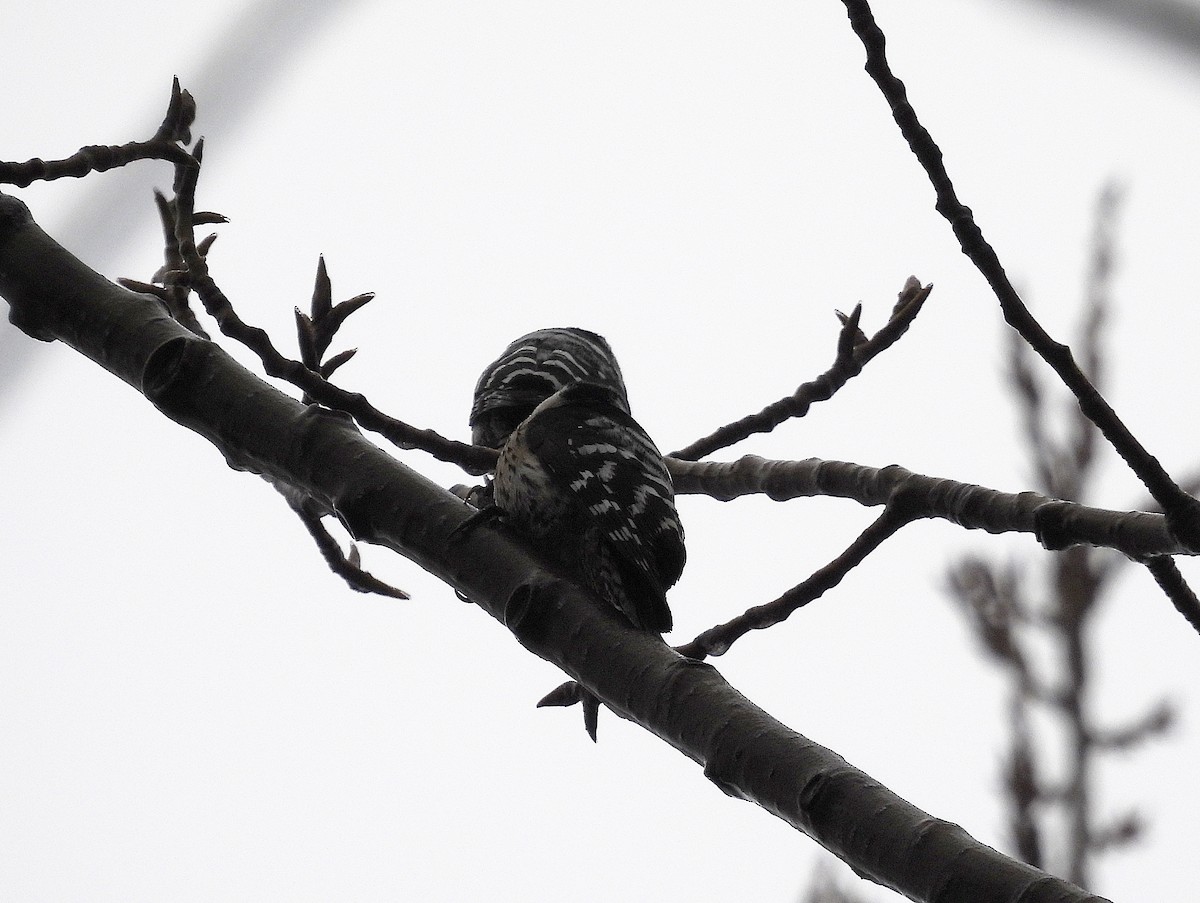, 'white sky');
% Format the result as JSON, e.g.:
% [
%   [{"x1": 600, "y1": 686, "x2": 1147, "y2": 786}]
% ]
[{"x1": 4, "y1": 2, "x2": 1200, "y2": 900}]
